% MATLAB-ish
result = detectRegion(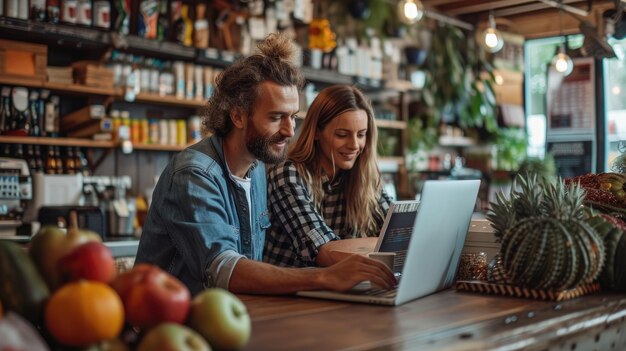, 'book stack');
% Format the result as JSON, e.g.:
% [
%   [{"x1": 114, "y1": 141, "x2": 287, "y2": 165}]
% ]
[
  {"x1": 61, "y1": 105, "x2": 113, "y2": 139},
  {"x1": 72, "y1": 61, "x2": 114, "y2": 89},
  {"x1": 47, "y1": 66, "x2": 74, "y2": 84}
]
